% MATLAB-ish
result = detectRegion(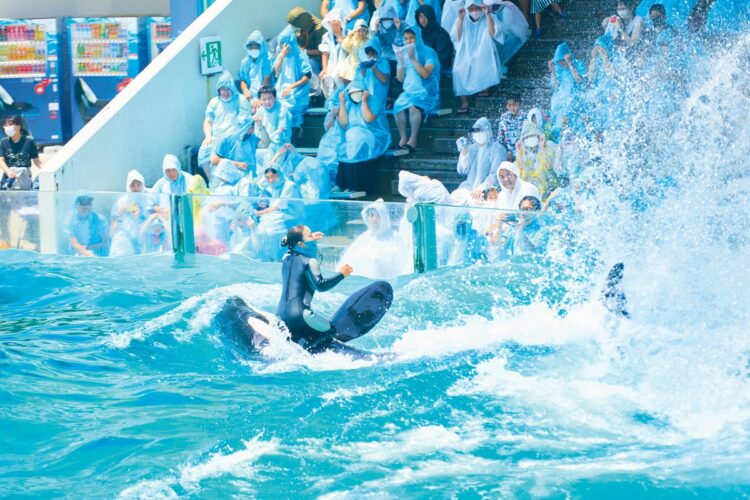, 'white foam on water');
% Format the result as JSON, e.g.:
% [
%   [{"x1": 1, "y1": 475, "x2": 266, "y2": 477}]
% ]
[{"x1": 118, "y1": 435, "x2": 279, "y2": 499}]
